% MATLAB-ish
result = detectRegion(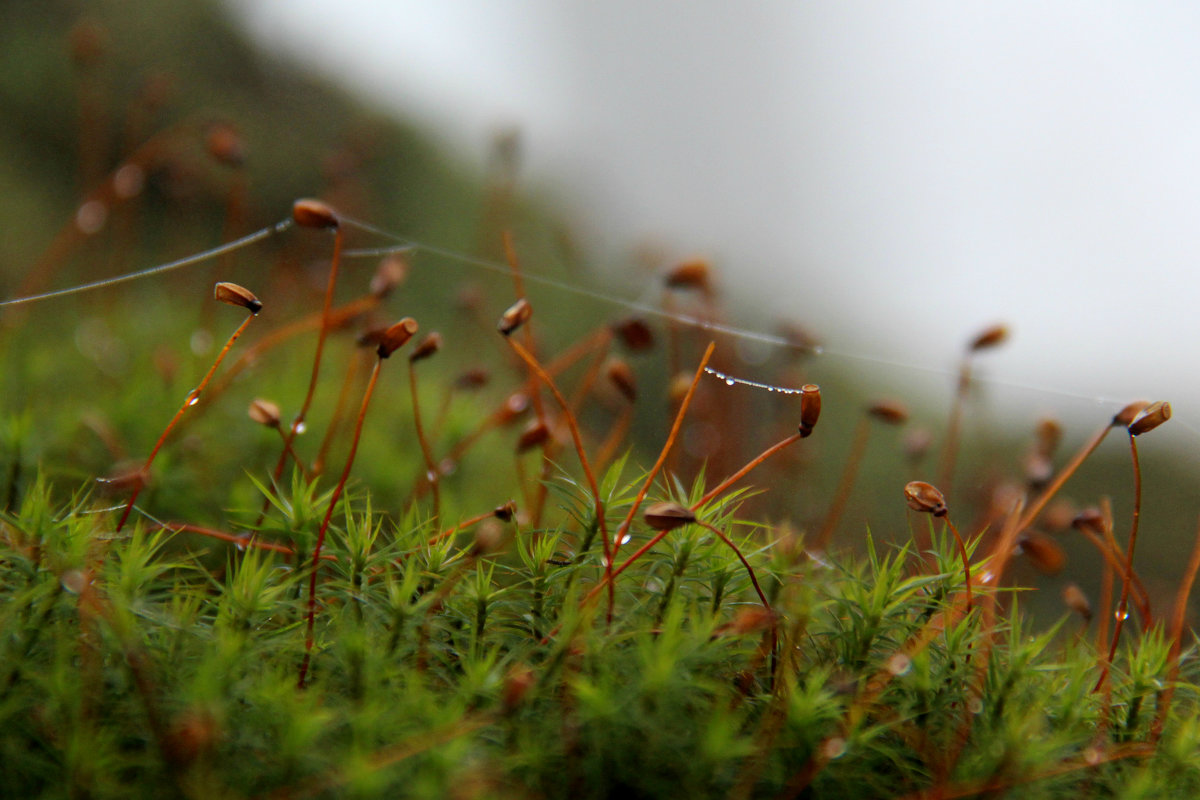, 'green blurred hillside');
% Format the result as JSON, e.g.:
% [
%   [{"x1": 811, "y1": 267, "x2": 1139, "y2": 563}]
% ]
[{"x1": 0, "y1": 0, "x2": 484, "y2": 280}]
